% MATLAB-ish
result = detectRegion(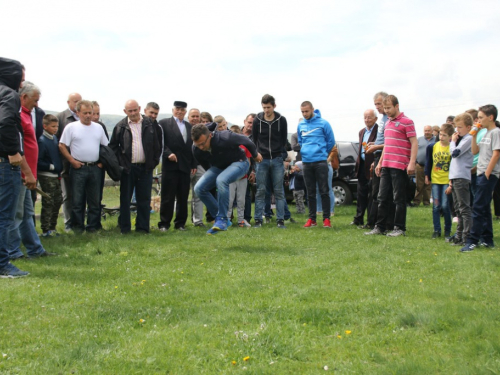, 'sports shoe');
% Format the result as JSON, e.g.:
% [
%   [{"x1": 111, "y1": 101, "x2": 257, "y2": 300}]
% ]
[
  {"x1": 265, "y1": 217, "x2": 271, "y2": 224},
  {"x1": 323, "y1": 218, "x2": 331, "y2": 228},
  {"x1": 303, "y1": 219, "x2": 317, "y2": 228},
  {"x1": 480, "y1": 241, "x2": 495, "y2": 248},
  {"x1": 253, "y1": 220, "x2": 263, "y2": 228},
  {"x1": 194, "y1": 222, "x2": 206, "y2": 228},
  {"x1": 432, "y1": 231, "x2": 441, "y2": 239},
  {"x1": 206, "y1": 227, "x2": 219, "y2": 235},
  {"x1": 238, "y1": 220, "x2": 251, "y2": 228},
  {"x1": 365, "y1": 226, "x2": 384, "y2": 235},
  {"x1": 52, "y1": 230, "x2": 61, "y2": 237},
  {"x1": 460, "y1": 243, "x2": 476, "y2": 252},
  {"x1": 287, "y1": 218, "x2": 297, "y2": 224},
  {"x1": 386, "y1": 228, "x2": 406, "y2": 237},
  {"x1": 227, "y1": 219, "x2": 233, "y2": 228},
  {"x1": 41, "y1": 231, "x2": 53, "y2": 238},
  {"x1": 0, "y1": 263, "x2": 29, "y2": 278},
  {"x1": 212, "y1": 219, "x2": 228, "y2": 232},
  {"x1": 277, "y1": 220, "x2": 286, "y2": 229},
  {"x1": 450, "y1": 236, "x2": 464, "y2": 246},
  {"x1": 445, "y1": 233, "x2": 456, "y2": 243},
  {"x1": 358, "y1": 224, "x2": 372, "y2": 229},
  {"x1": 28, "y1": 251, "x2": 58, "y2": 259},
  {"x1": 444, "y1": 231, "x2": 451, "y2": 238}
]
